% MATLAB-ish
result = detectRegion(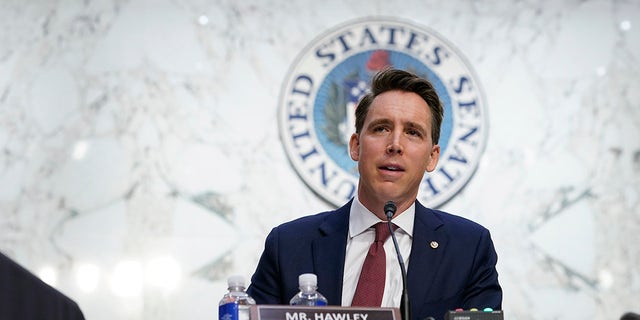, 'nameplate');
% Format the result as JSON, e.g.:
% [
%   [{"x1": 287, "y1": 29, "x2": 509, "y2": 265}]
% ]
[{"x1": 250, "y1": 305, "x2": 401, "y2": 320}]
